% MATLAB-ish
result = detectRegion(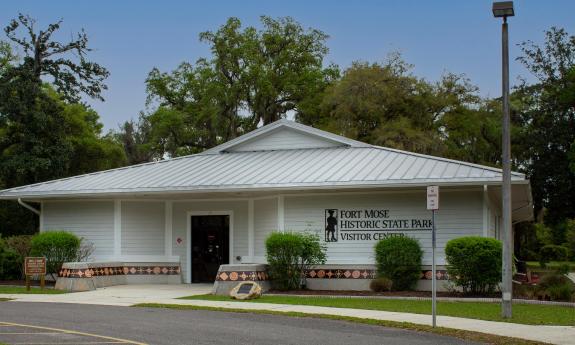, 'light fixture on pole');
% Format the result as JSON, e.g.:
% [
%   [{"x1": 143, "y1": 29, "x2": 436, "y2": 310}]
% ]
[{"x1": 492, "y1": 0, "x2": 514, "y2": 319}]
